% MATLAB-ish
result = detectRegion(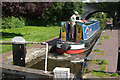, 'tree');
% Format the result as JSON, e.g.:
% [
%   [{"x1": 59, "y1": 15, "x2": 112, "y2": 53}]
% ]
[
  {"x1": 2, "y1": 2, "x2": 85, "y2": 26},
  {"x1": 2, "y1": 2, "x2": 52, "y2": 18},
  {"x1": 44, "y1": 2, "x2": 84, "y2": 25}
]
